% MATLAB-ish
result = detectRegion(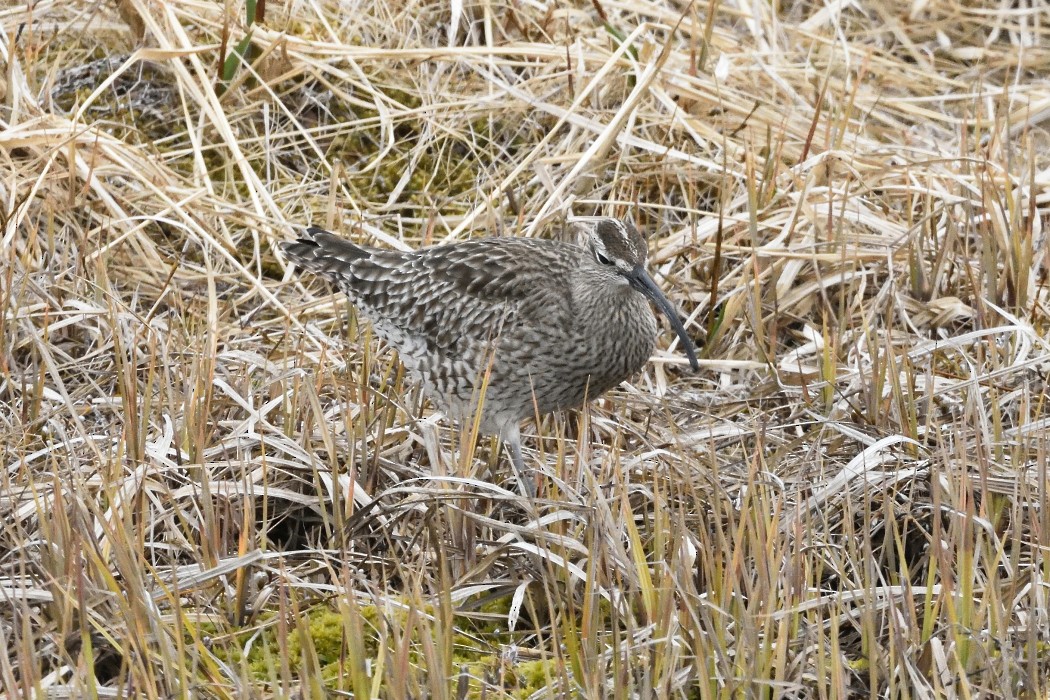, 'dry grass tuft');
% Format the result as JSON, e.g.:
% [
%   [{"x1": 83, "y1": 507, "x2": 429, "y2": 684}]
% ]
[{"x1": 3, "y1": 0, "x2": 1050, "y2": 696}]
